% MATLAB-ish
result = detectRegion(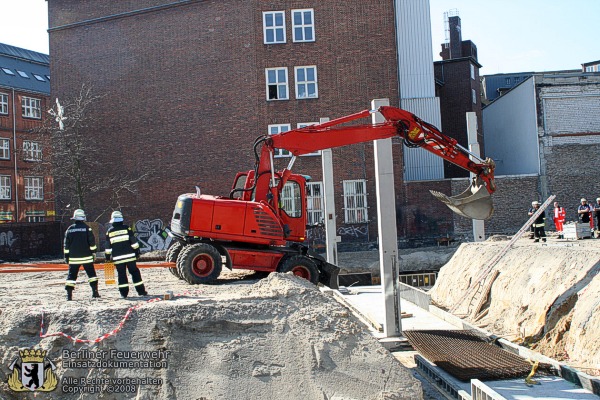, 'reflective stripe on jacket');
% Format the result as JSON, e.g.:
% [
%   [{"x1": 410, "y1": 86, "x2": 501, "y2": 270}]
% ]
[
  {"x1": 64, "y1": 221, "x2": 97, "y2": 264},
  {"x1": 105, "y1": 222, "x2": 140, "y2": 264}
]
